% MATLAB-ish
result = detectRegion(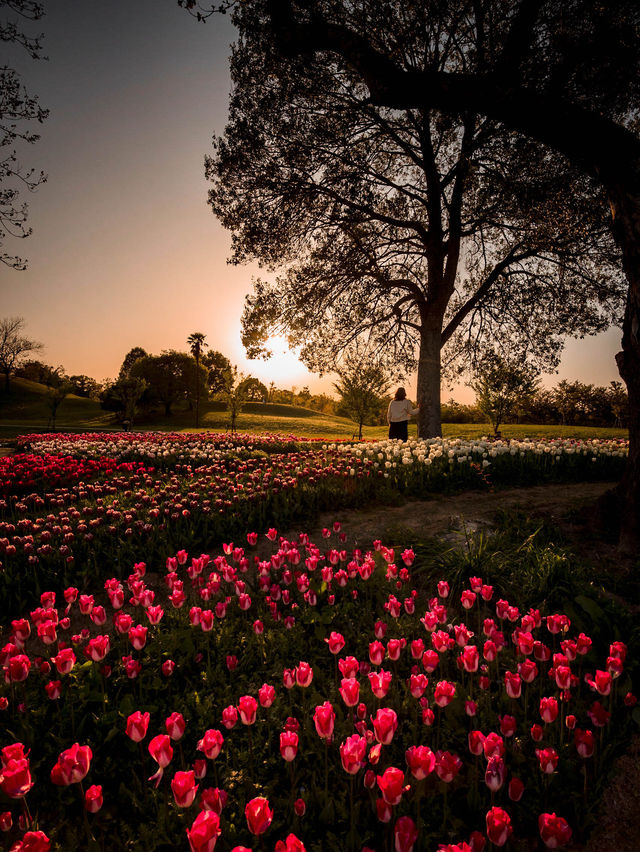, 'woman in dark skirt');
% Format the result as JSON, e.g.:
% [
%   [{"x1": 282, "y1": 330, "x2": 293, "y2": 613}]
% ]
[{"x1": 387, "y1": 387, "x2": 419, "y2": 441}]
